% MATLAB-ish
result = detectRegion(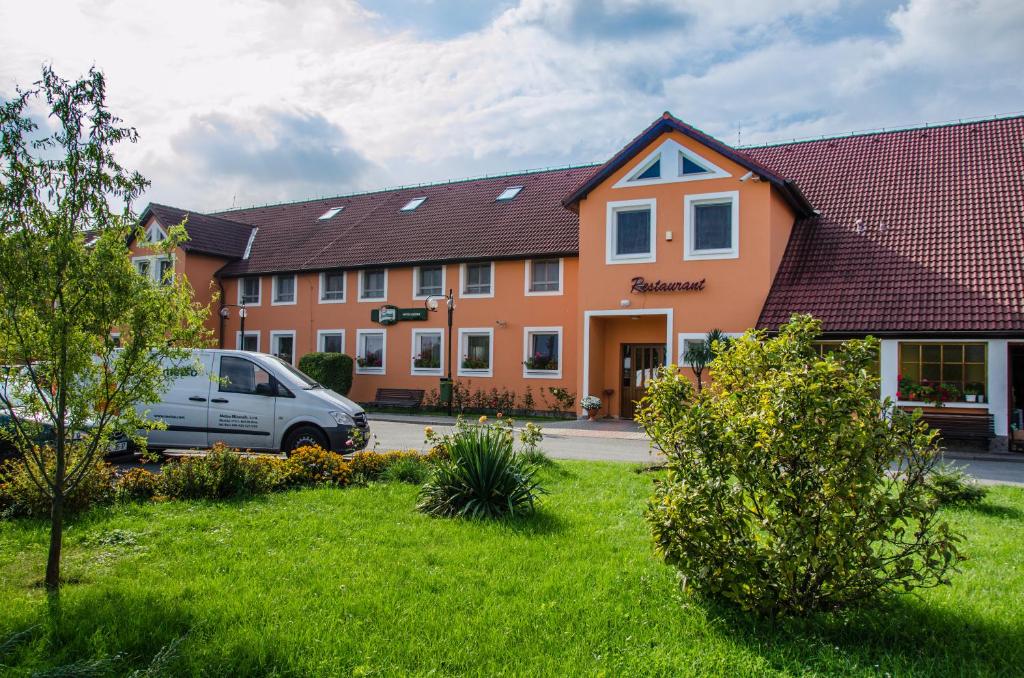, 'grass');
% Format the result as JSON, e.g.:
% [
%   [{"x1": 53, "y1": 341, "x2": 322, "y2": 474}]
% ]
[{"x1": 0, "y1": 462, "x2": 1022, "y2": 676}]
